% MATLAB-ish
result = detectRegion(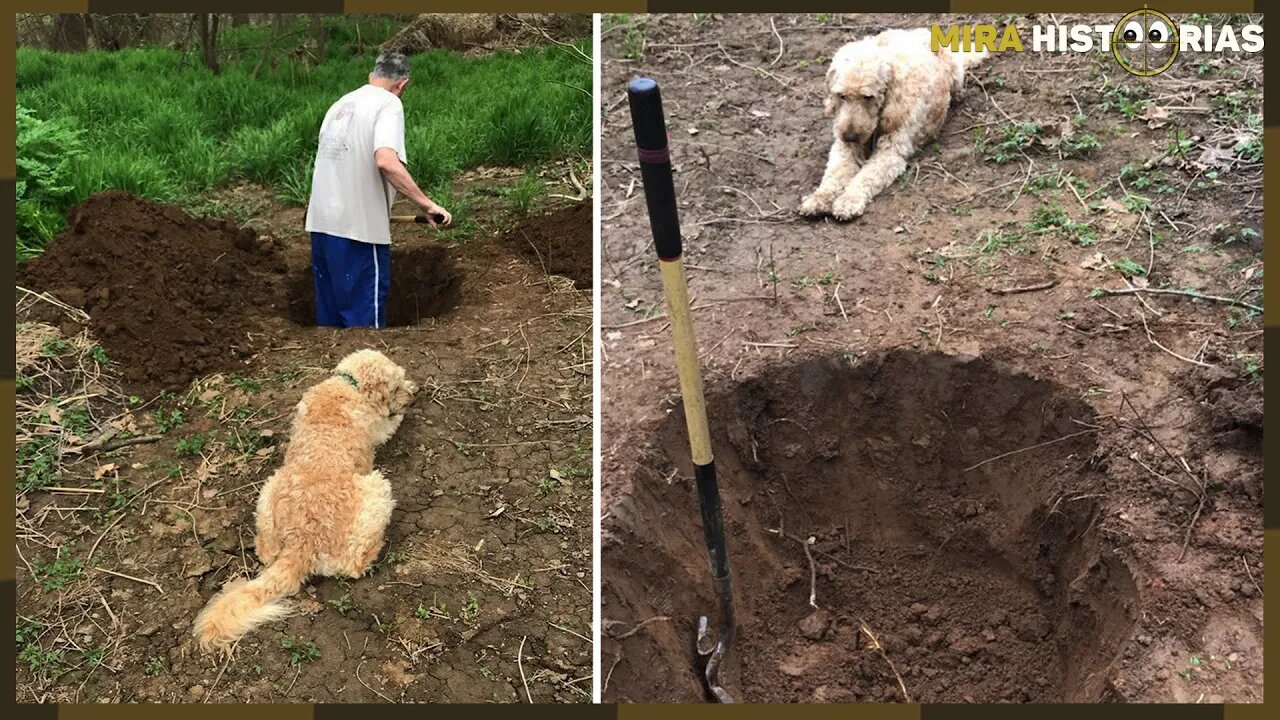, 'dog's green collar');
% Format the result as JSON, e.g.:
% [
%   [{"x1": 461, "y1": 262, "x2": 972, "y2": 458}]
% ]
[{"x1": 335, "y1": 371, "x2": 359, "y2": 388}]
